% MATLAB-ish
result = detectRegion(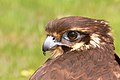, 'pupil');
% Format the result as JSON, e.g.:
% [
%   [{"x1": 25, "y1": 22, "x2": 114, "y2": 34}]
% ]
[{"x1": 67, "y1": 31, "x2": 77, "y2": 41}]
